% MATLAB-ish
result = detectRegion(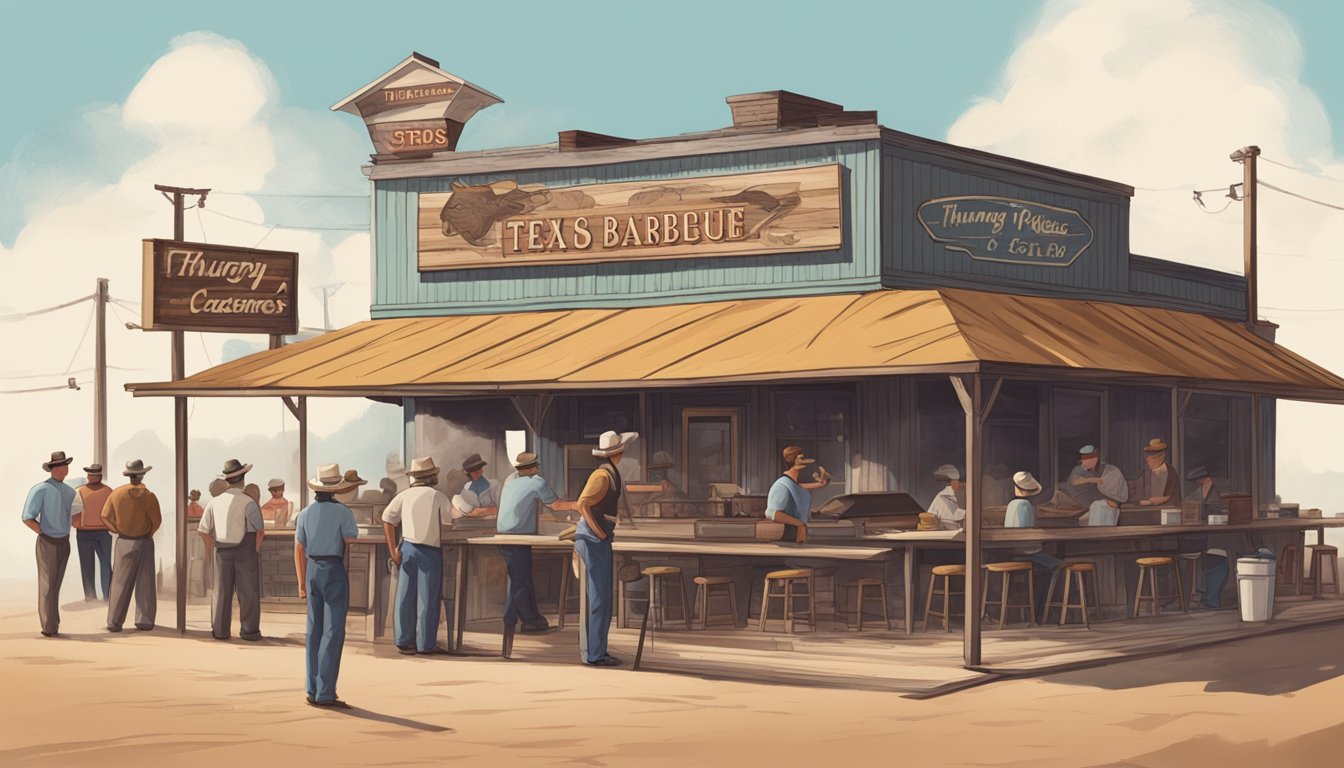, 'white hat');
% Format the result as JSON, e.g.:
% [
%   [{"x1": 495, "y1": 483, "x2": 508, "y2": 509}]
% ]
[
  {"x1": 307, "y1": 463, "x2": 364, "y2": 494},
  {"x1": 408, "y1": 456, "x2": 440, "y2": 477},
  {"x1": 592, "y1": 430, "x2": 639, "y2": 458},
  {"x1": 267, "y1": 478, "x2": 285, "y2": 490},
  {"x1": 1013, "y1": 471, "x2": 1042, "y2": 494},
  {"x1": 933, "y1": 464, "x2": 961, "y2": 481}
]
